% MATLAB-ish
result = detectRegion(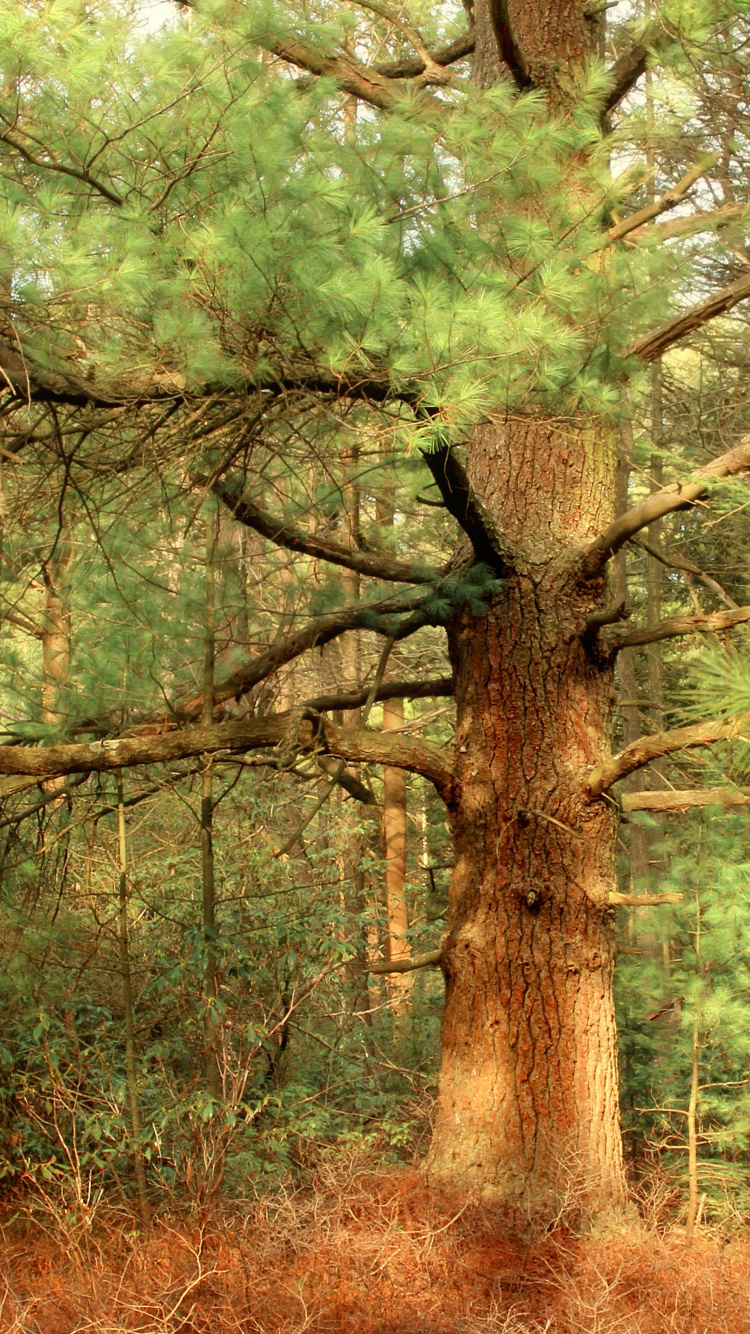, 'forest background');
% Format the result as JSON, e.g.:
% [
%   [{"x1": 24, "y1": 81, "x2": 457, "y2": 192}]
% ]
[{"x1": 2, "y1": 0, "x2": 750, "y2": 1329}]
